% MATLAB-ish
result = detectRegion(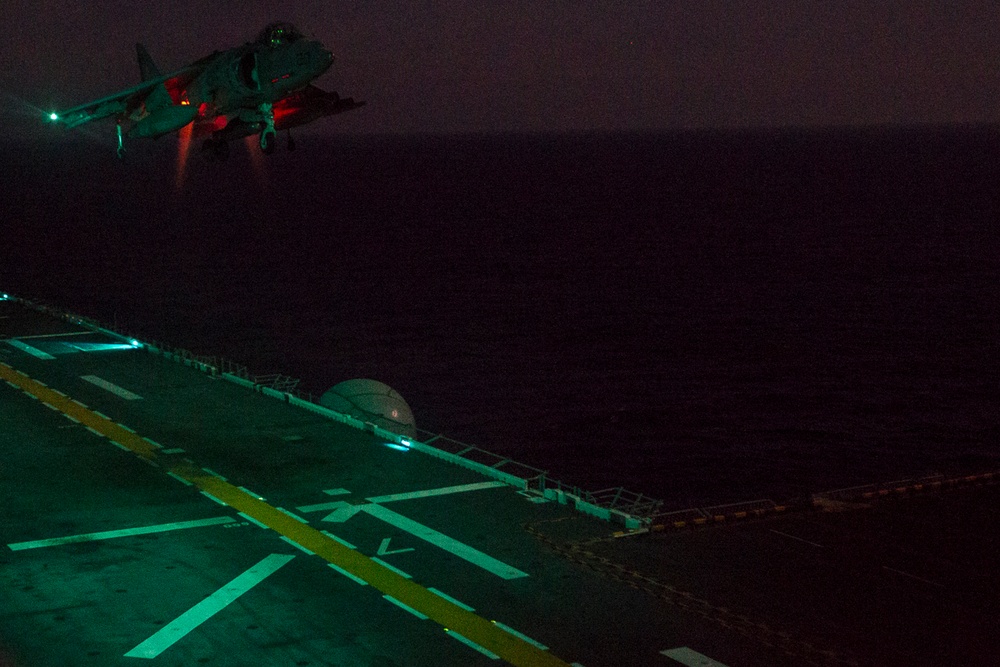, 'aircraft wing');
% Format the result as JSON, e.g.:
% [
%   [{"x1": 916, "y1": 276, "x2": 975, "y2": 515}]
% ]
[
  {"x1": 272, "y1": 85, "x2": 365, "y2": 131},
  {"x1": 50, "y1": 64, "x2": 205, "y2": 128}
]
